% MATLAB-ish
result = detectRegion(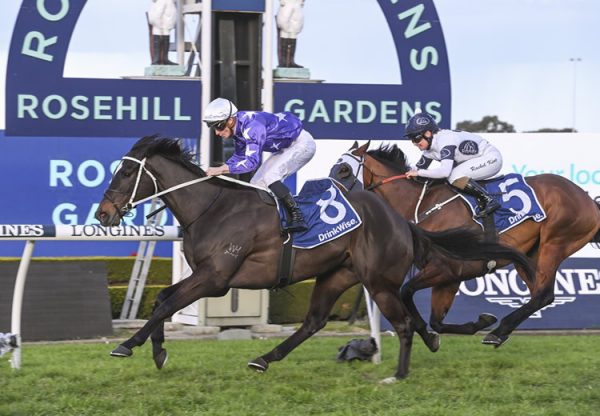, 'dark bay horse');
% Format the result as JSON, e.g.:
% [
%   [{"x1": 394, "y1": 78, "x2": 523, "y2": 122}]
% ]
[
  {"x1": 95, "y1": 136, "x2": 535, "y2": 381},
  {"x1": 330, "y1": 141, "x2": 600, "y2": 347}
]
